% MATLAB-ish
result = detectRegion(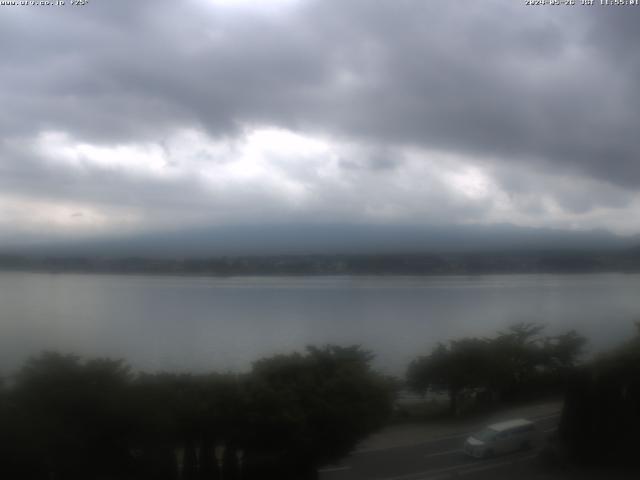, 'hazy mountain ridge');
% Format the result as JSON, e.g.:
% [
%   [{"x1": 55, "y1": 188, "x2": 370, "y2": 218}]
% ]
[
  {"x1": 7, "y1": 223, "x2": 639, "y2": 258},
  {"x1": 2, "y1": 251, "x2": 640, "y2": 276},
  {"x1": 0, "y1": 224, "x2": 640, "y2": 275},
  {"x1": 2, "y1": 223, "x2": 639, "y2": 276}
]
